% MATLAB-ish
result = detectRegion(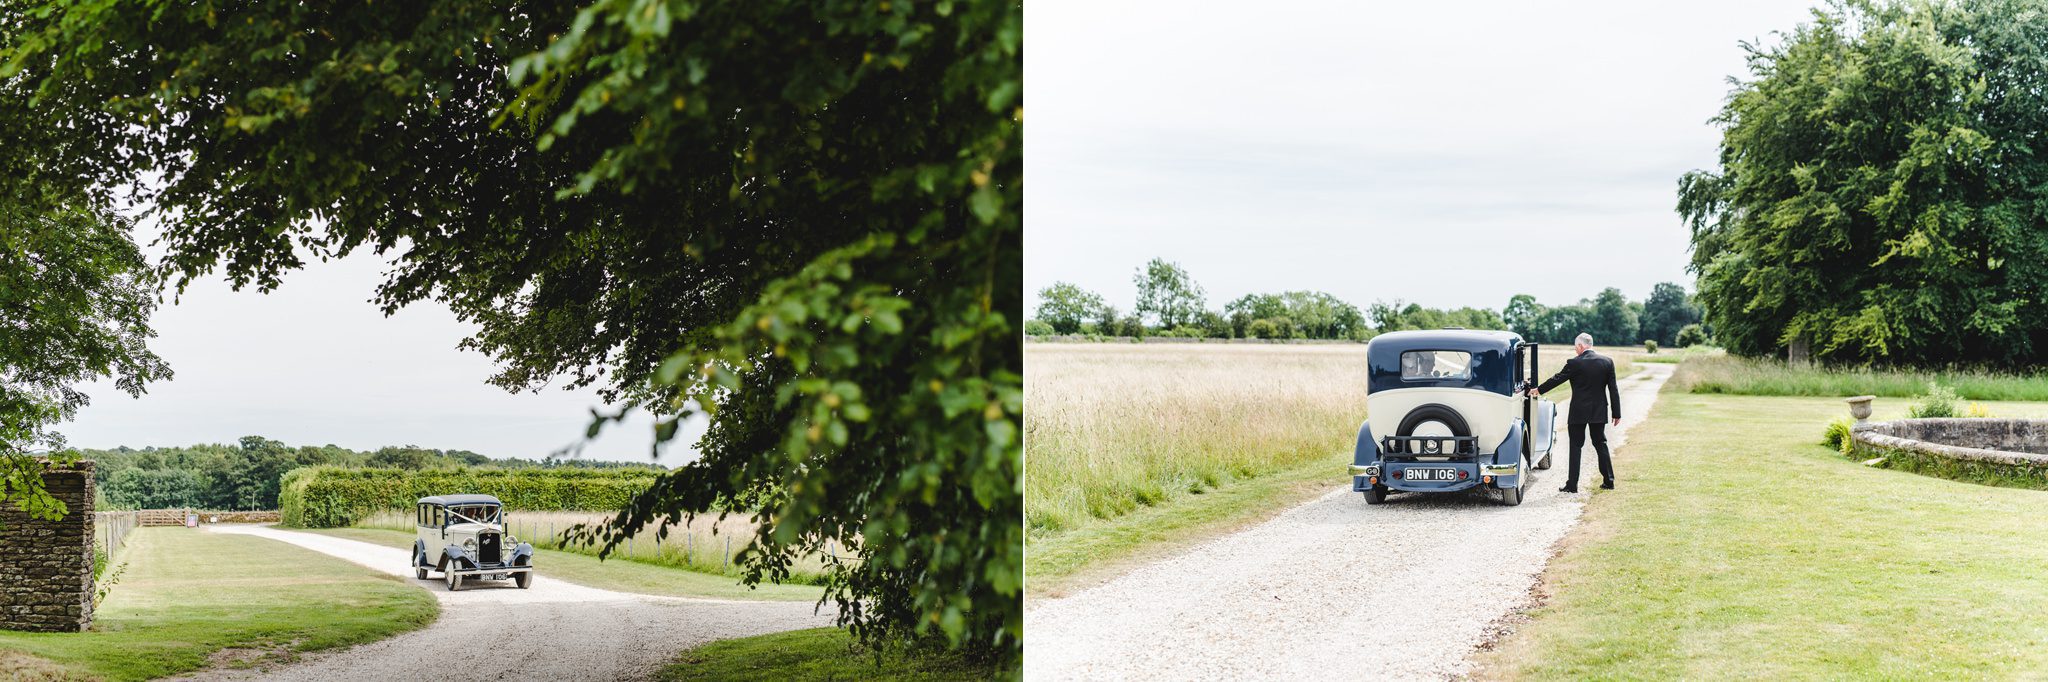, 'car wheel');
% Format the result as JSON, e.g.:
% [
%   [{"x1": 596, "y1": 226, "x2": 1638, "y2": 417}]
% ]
[
  {"x1": 1536, "y1": 450, "x2": 1552, "y2": 470},
  {"x1": 1363, "y1": 485, "x2": 1388, "y2": 505},
  {"x1": 416, "y1": 566, "x2": 428, "y2": 580},
  {"x1": 446, "y1": 567, "x2": 462, "y2": 592},
  {"x1": 1501, "y1": 482, "x2": 1523, "y2": 506},
  {"x1": 515, "y1": 571, "x2": 532, "y2": 589}
]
